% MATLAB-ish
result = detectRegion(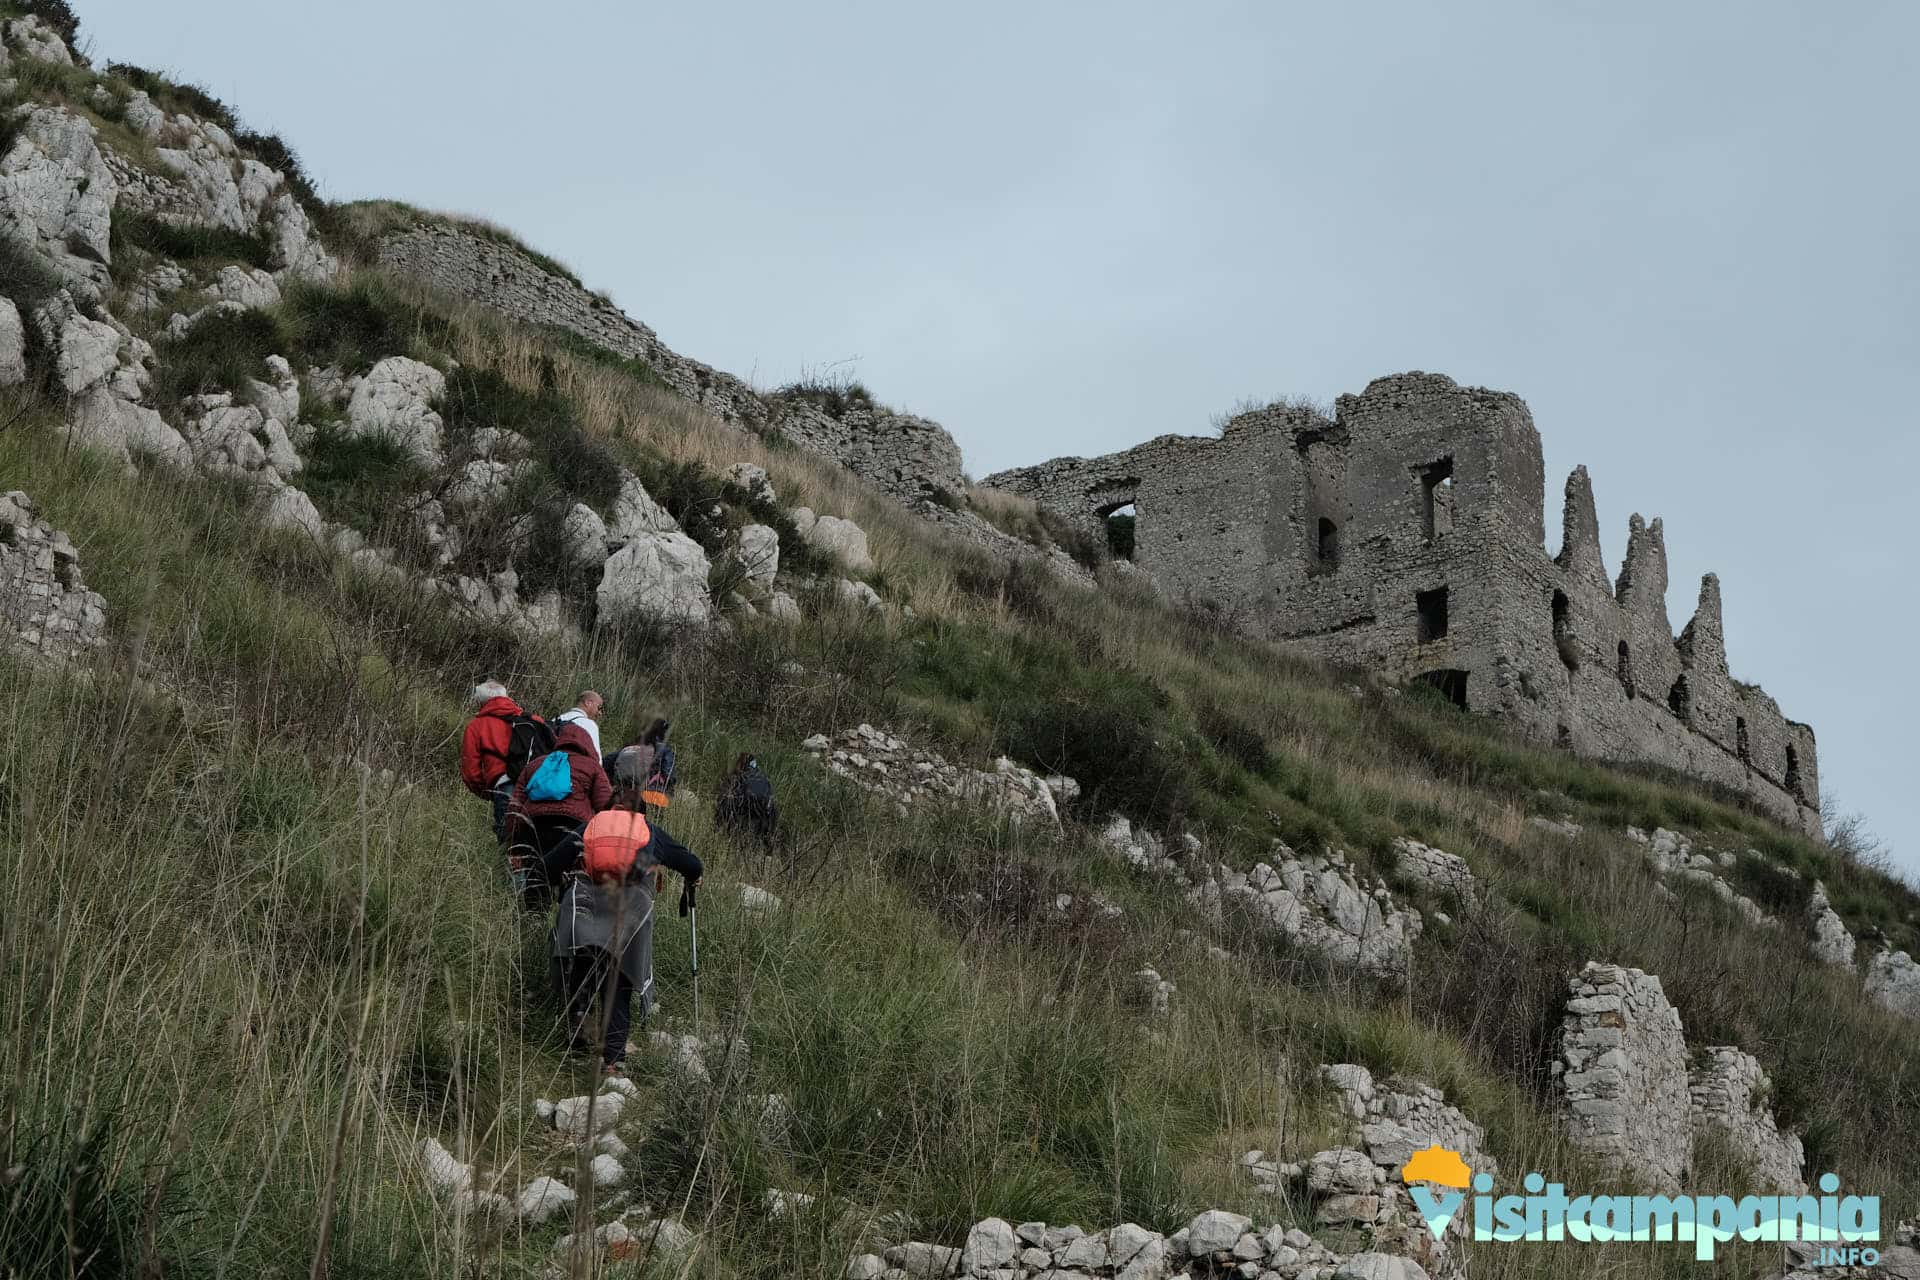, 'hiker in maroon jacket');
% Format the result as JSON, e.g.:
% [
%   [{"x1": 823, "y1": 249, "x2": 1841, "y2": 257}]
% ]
[{"x1": 506, "y1": 721, "x2": 613, "y2": 909}]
